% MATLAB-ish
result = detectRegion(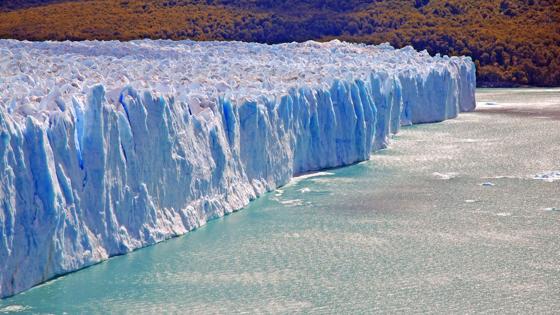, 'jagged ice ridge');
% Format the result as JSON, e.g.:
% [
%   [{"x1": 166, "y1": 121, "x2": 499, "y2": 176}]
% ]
[{"x1": 0, "y1": 39, "x2": 476, "y2": 298}]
